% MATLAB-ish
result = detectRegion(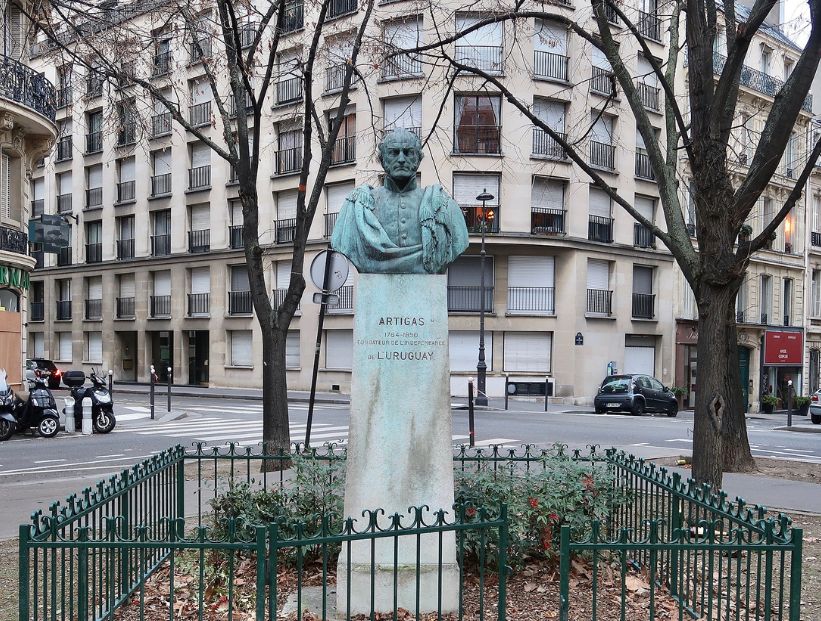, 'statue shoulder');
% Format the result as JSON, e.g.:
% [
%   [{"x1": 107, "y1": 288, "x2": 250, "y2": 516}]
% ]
[{"x1": 348, "y1": 184, "x2": 375, "y2": 209}]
